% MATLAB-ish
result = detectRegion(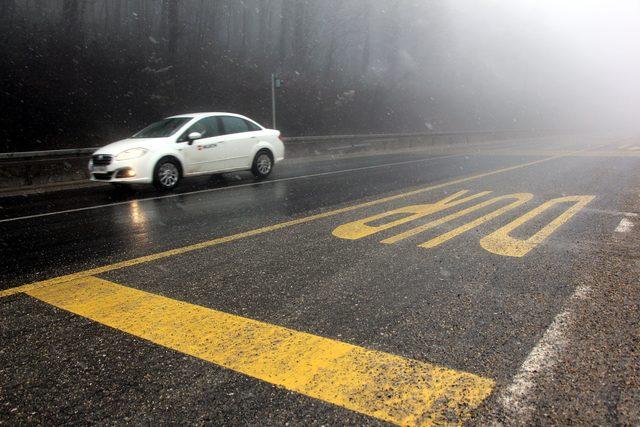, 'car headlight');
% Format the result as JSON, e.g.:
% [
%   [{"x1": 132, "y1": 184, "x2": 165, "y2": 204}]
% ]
[{"x1": 116, "y1": 148, "x2": 148, "y2": 161}]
